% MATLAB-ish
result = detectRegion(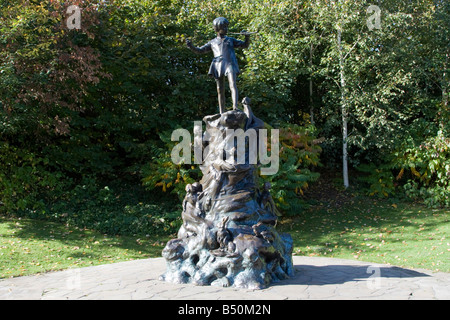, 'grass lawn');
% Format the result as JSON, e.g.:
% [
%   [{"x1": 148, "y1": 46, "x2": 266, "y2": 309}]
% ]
[
  {"x1": 279, "y1": 197, "x2": 449, "y2": 272},
  {"x1": 0, "y1": 216, "x2": 170, "y2": 279},
  {"x1": 1, "y1": 195, "x2": 448, "y2": 279}
]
